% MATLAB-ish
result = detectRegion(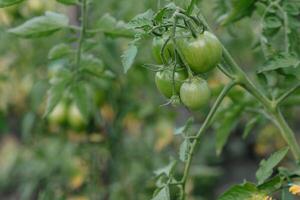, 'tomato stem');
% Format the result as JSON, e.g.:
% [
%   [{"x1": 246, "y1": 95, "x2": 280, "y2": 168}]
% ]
[{"x1": 75, "y1": 0, "x2": 88, "y2": 72}]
